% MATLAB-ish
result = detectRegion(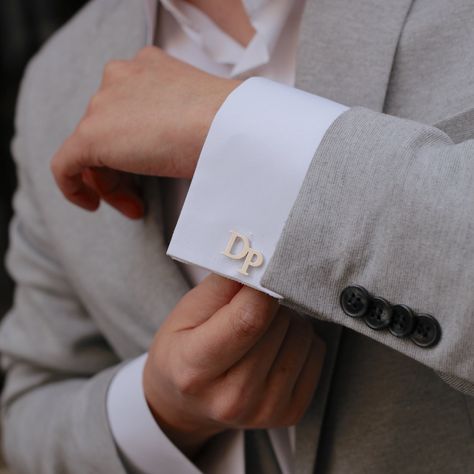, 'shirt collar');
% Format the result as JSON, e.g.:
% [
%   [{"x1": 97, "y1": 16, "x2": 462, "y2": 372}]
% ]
[{"x1": 145, "y1": 0, "x2": 294, "y2": 77}]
